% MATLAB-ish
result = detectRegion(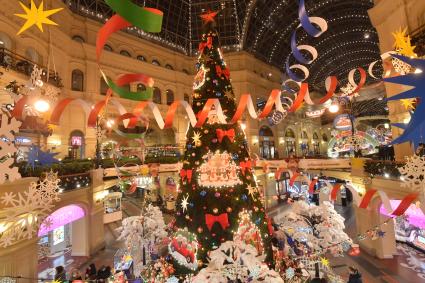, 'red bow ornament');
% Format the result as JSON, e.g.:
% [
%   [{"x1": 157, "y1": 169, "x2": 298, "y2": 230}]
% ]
[
  {"x1": 216, "y1": 128, "x2": 235, "y2": 143},
  {"x1": 205, "y1": 213, "x2": 229, "y2": 231},
  {"x1": 215, "y1": 65, "x2": 230, "y2": 79},
  {"x1": 239, "y1": 160, "x2": 252, "y2": 175},
  {"x1": 199, "y1": 36, "x2": 213, "y2": 52},
  {"x1": 180, "y1": 169, "x2": 193, "y2": 182}
]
